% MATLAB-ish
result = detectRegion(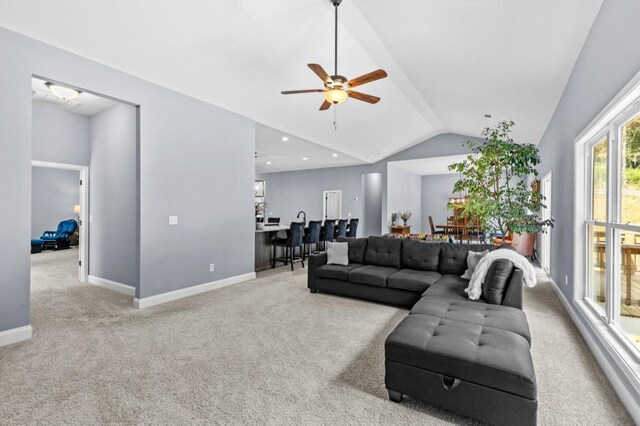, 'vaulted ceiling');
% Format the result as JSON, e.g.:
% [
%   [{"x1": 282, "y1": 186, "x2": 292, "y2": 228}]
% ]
[{"x1": 0, "y1": 0, "x2": 603, "y2": 165}]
